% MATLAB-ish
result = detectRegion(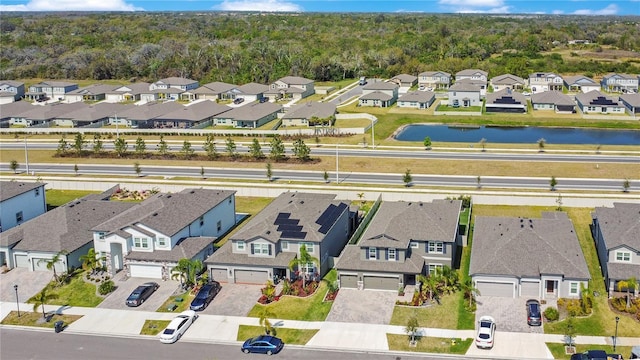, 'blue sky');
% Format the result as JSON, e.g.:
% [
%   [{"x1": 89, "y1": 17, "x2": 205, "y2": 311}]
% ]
[{"x1": 1, "y1": 0, "x2": 638, "y2": 15}]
